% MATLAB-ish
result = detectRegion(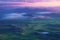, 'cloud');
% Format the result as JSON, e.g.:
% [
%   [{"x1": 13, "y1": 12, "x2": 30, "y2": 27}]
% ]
[
  {"x1": 32, "y1": 15, "x2": 52, "y2": 19},
  {"x1": 36, "y1": 12, "x2": 53, "y2": 14},
  {"x1": 36, "y1": 11, "x2": 60, "y2": 15},
  {"x1": 1, "y1": 1, "x2": 60, "y2": 7},
  {"x1": 0, "y1": 0, "x2": 60, "y2": 2},
  {"x1": 2, "y1": 13, "x2": 26, "y2": 19},
  {"x1": 1, "y1": 1, "x2": 60, "y2": 12},
  {"x1": 0, "y1": 0, "x2": 23, "y2": 2}
]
